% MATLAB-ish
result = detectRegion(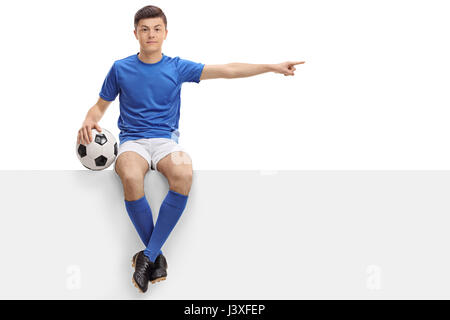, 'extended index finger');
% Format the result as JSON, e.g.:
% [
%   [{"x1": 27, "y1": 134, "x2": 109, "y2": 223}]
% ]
[{"x1": 292, "y1": 61, "x2": 305, "y2": 65}]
